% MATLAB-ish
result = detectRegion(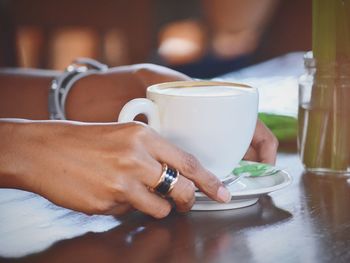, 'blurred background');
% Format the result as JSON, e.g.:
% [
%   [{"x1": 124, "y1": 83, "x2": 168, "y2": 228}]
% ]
[{"x1": 0, "y1": 0, "x2": 311, "y2": 79}]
